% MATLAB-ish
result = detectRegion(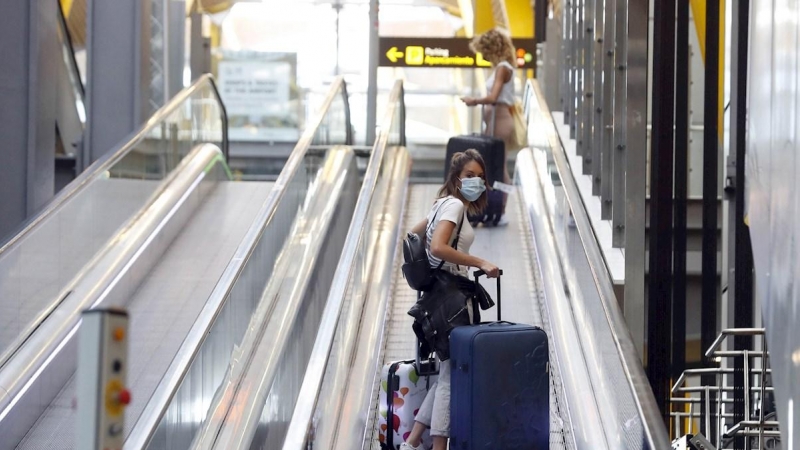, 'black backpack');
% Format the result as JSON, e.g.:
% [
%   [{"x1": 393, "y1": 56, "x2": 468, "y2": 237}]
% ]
[{"x1": 402, "y1": 201, "x2": 464, "y2": 291}]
